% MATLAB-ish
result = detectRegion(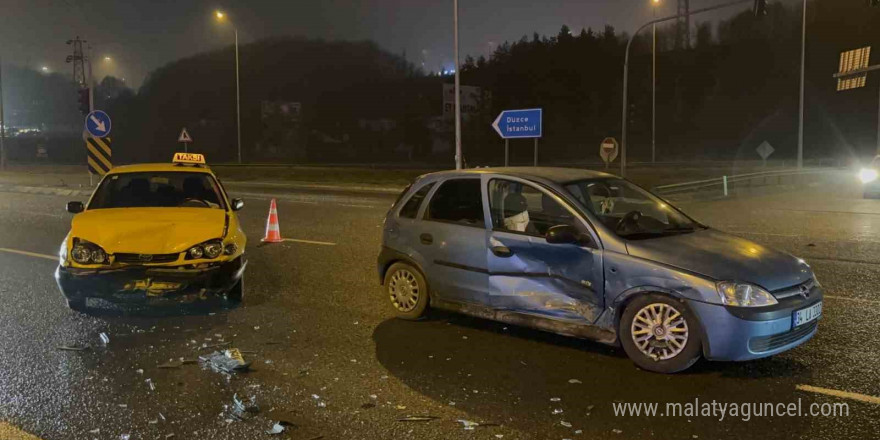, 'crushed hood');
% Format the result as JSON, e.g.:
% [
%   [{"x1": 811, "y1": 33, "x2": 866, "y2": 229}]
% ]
[
  {"x1": 625, "y1": 228, "x2": 812, "y2": 292},
  {"x1": 71, "y1": 208, "x2": 226, "y2": 254}
]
